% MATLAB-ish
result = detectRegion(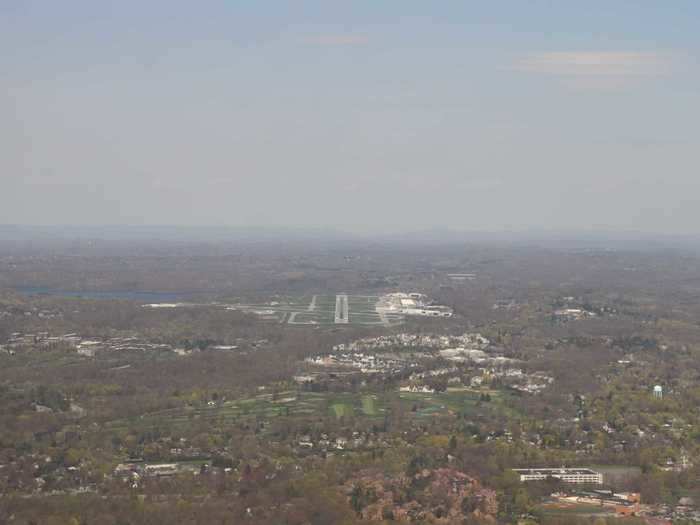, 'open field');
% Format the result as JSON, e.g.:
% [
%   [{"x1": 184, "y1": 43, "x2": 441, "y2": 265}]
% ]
[
  {"x1": 361, "y1": 395, "x2": 379, "y2": 416},
  {"x1": 536, "y1": 502, "x2": 612, "y2": 517},
  {"x1": 104, "y1": 389, "x2": 518, "y2": 433}
]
